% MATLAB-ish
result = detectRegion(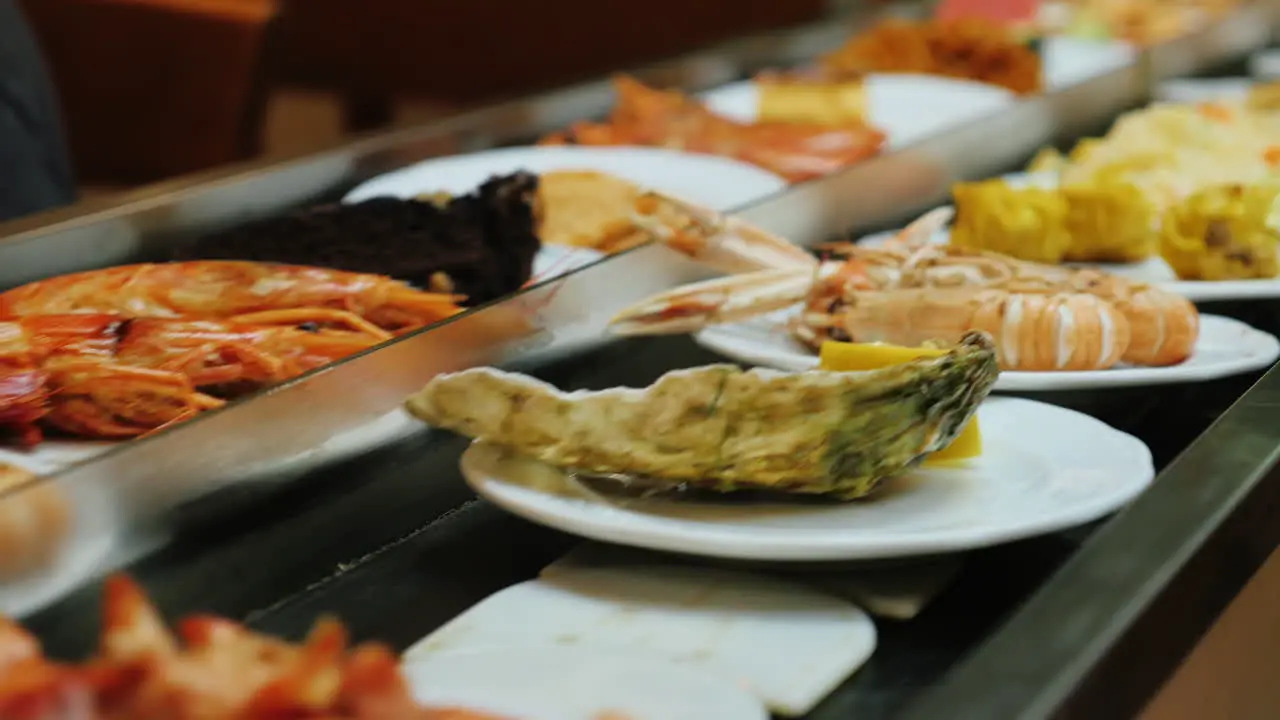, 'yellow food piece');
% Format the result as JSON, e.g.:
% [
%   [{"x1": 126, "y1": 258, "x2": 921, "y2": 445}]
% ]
[
  {"x1": 1247, "y1": 81, "x2": 1280, "y2": 112},
  {"x1": 1026, "y1": 147, "x2": 1066, "y2": 175},
  {"x1": 924, "y1": 420, "x2": 983, "y2": 464},
  {"x1": 535, "y1": 170, "x2": 647, "y2": 253},
  {"x1": 1068, "y1": 138, "x2": 1103, "y2": 165},
  {"x1": 757, "y1": 80, "x2": 869, "y2": 126},
  {"x1": 950, "y1": 179, "x2": 1071, "y2": 263},
  {"x1": 1056, "y1": 105, "x2": 1280, "y2": 215},
  {"x1": 1160, "y1": 183, "x2": 1280, "y2": 280},
  {"x1": 819, "y1": 340, "x2": 981, "y2": 462},
  {"x1": 819, "y1": 339, "x2": 946, "y2": 371},
  {"x1": 1061, "y1": 182, "x2": 1158, "y2": 262}
]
